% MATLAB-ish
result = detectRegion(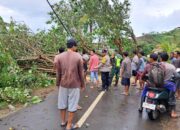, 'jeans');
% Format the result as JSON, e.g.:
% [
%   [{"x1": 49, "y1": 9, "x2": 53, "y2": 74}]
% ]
[
  {"x1": 90, "y1": 71, "x2": 98, "y2": 82},
  {"x1": 101, "y1": 72, "x2": 110, "y2": 90}
]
